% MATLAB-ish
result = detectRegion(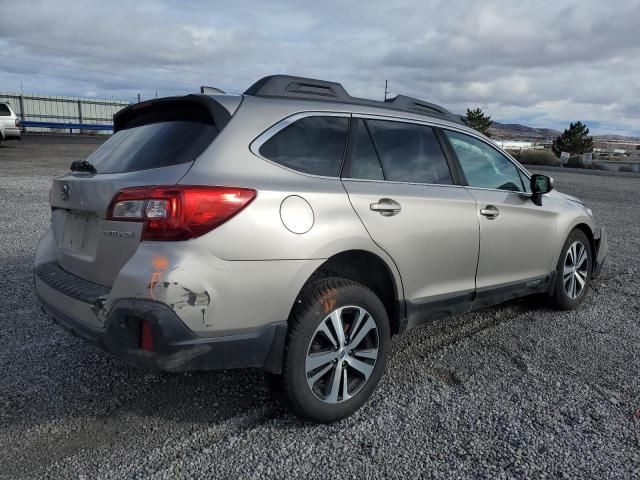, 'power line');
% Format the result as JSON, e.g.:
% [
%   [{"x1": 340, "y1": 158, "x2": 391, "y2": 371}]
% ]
[
  {"x1": 2, "y1": 39, "x2": 254, "y2": 84},
  {"x1": 0, "y1": 64, "x2": 187, "y2": 100},
  {"x1": 0, "y1": 54, "x2": 195, "y2": 88}
]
